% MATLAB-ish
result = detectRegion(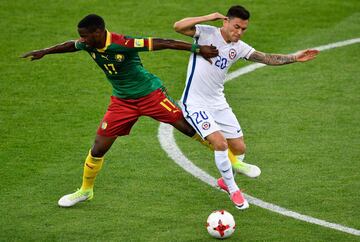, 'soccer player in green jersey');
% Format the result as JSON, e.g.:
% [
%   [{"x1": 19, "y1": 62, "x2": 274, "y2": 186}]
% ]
[{"x1": 22, "y1": 14, "x2": 219, "y2": 207}]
